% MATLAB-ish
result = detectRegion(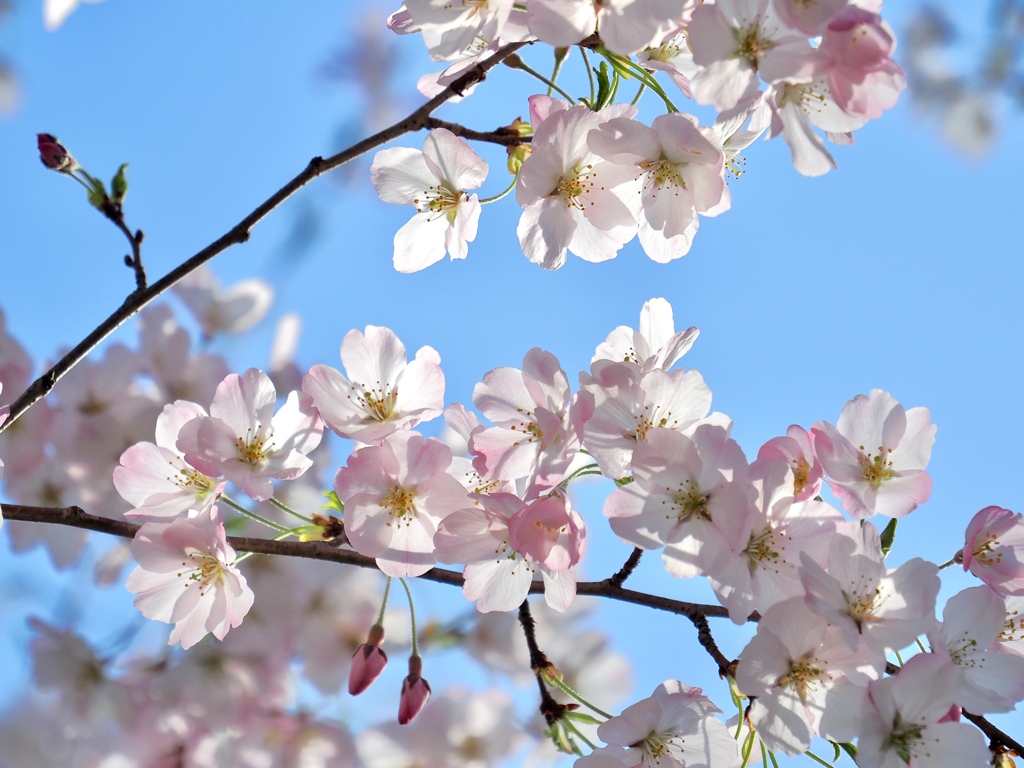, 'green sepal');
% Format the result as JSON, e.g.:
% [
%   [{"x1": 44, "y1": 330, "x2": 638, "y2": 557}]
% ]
[
  {"x1": 321, "y1": 489, "x2": 344, "y2": 514},
  {"x1": 111, "y1": 163, "x2": 129, "y2": 204},
  {"x1": 83, "y1": 173, "x2": 108, "y2": 209},
  {"x1": 562, "y1": 711, "x2": 601, "y2": 726},
  {"x1": 880, "y1": 517, "x2": 897, "y2": 556}
]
